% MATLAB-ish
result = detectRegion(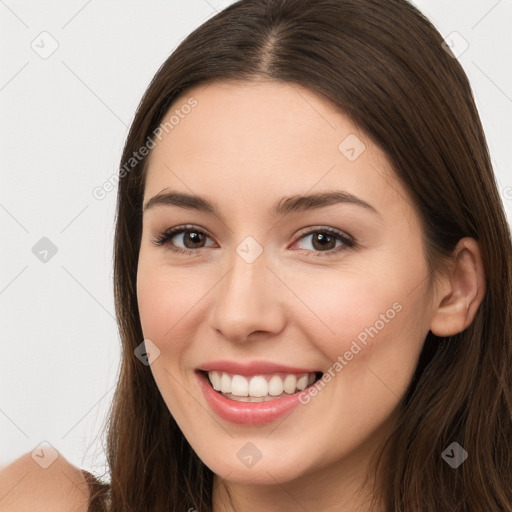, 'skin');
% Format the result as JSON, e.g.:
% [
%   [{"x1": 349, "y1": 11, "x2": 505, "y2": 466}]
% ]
[{"x1": 136, "y1": 80, "x2": 485, "y2": 511}]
